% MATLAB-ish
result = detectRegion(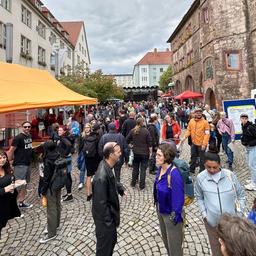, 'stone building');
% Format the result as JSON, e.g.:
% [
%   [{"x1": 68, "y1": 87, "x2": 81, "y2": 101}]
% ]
[
  {"x1": 167, "y1": 0, "x2": 256, "y2": 109},
  {"x1": 0, "y1": 0, "x2": 90, "y2": 76}
]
